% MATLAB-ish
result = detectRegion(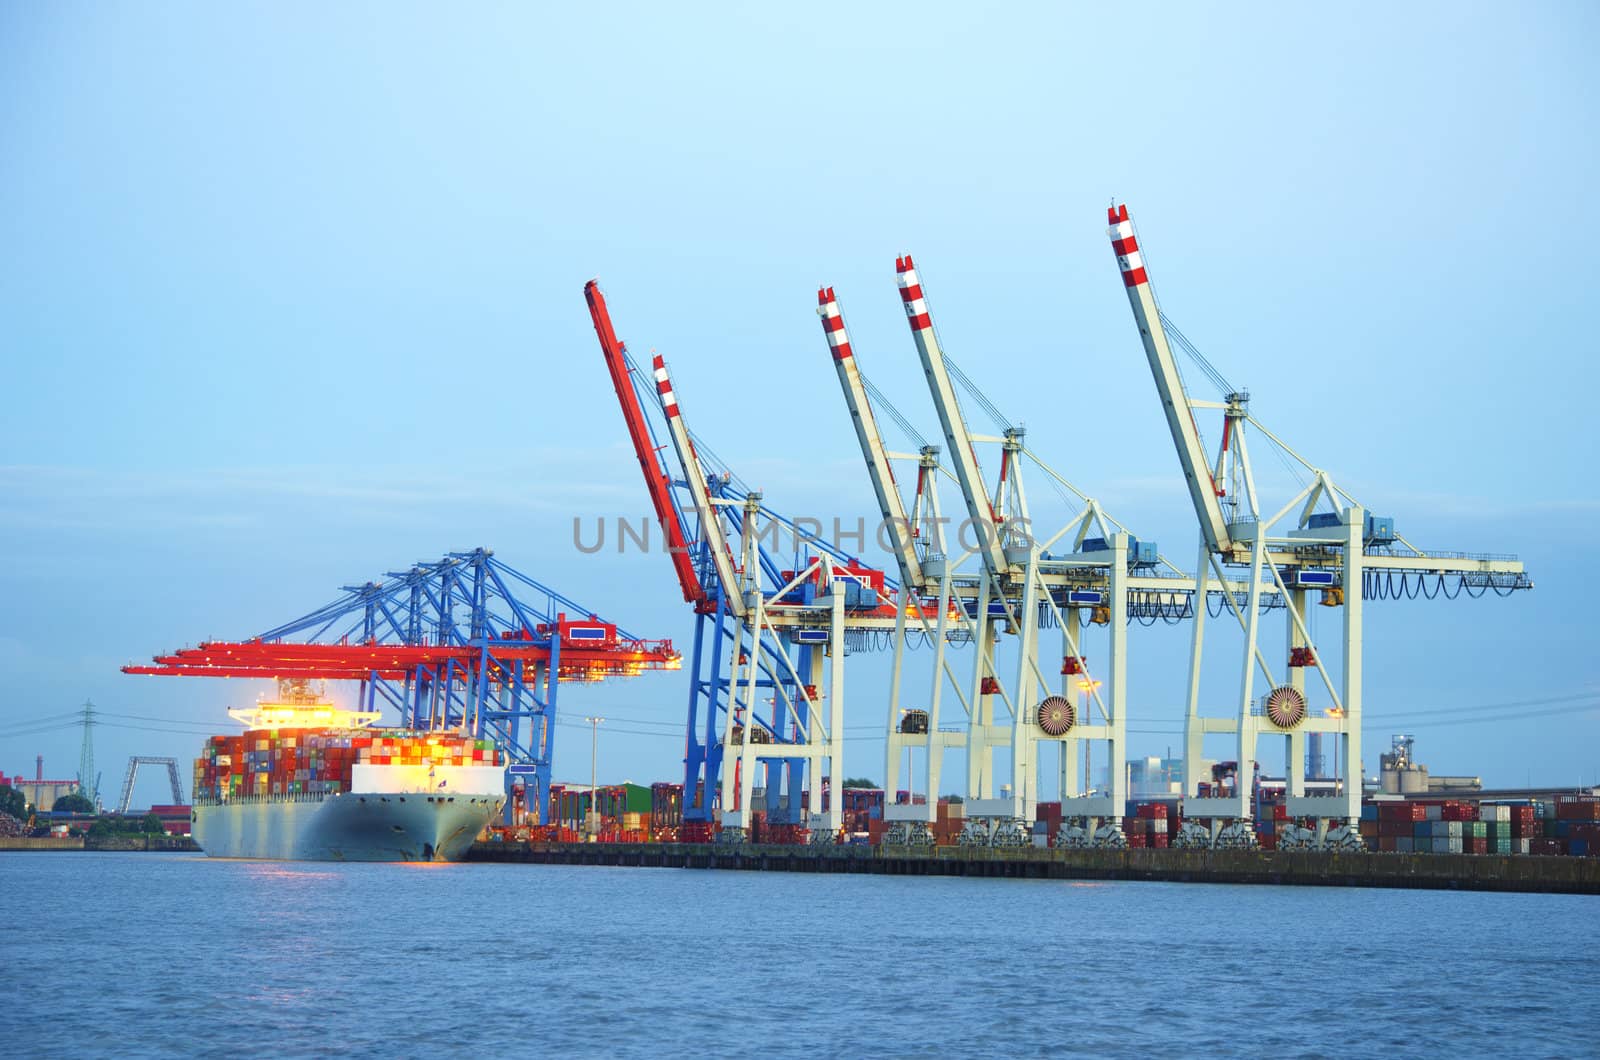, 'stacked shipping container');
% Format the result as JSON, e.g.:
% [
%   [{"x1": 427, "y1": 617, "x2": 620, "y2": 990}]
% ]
[
  {"x1": 193, "y1": 730, "x2": 504, "y2": 803},
  {"x1": 488, "y1": 786, "x2": 1600, "y2": 855},
  {"x1": 1123, "y1": 803, "x2": 1177, "y2": 849},
  {"x1": 1362, "y1": 797, "x2": 1600, "y2": 856}
]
